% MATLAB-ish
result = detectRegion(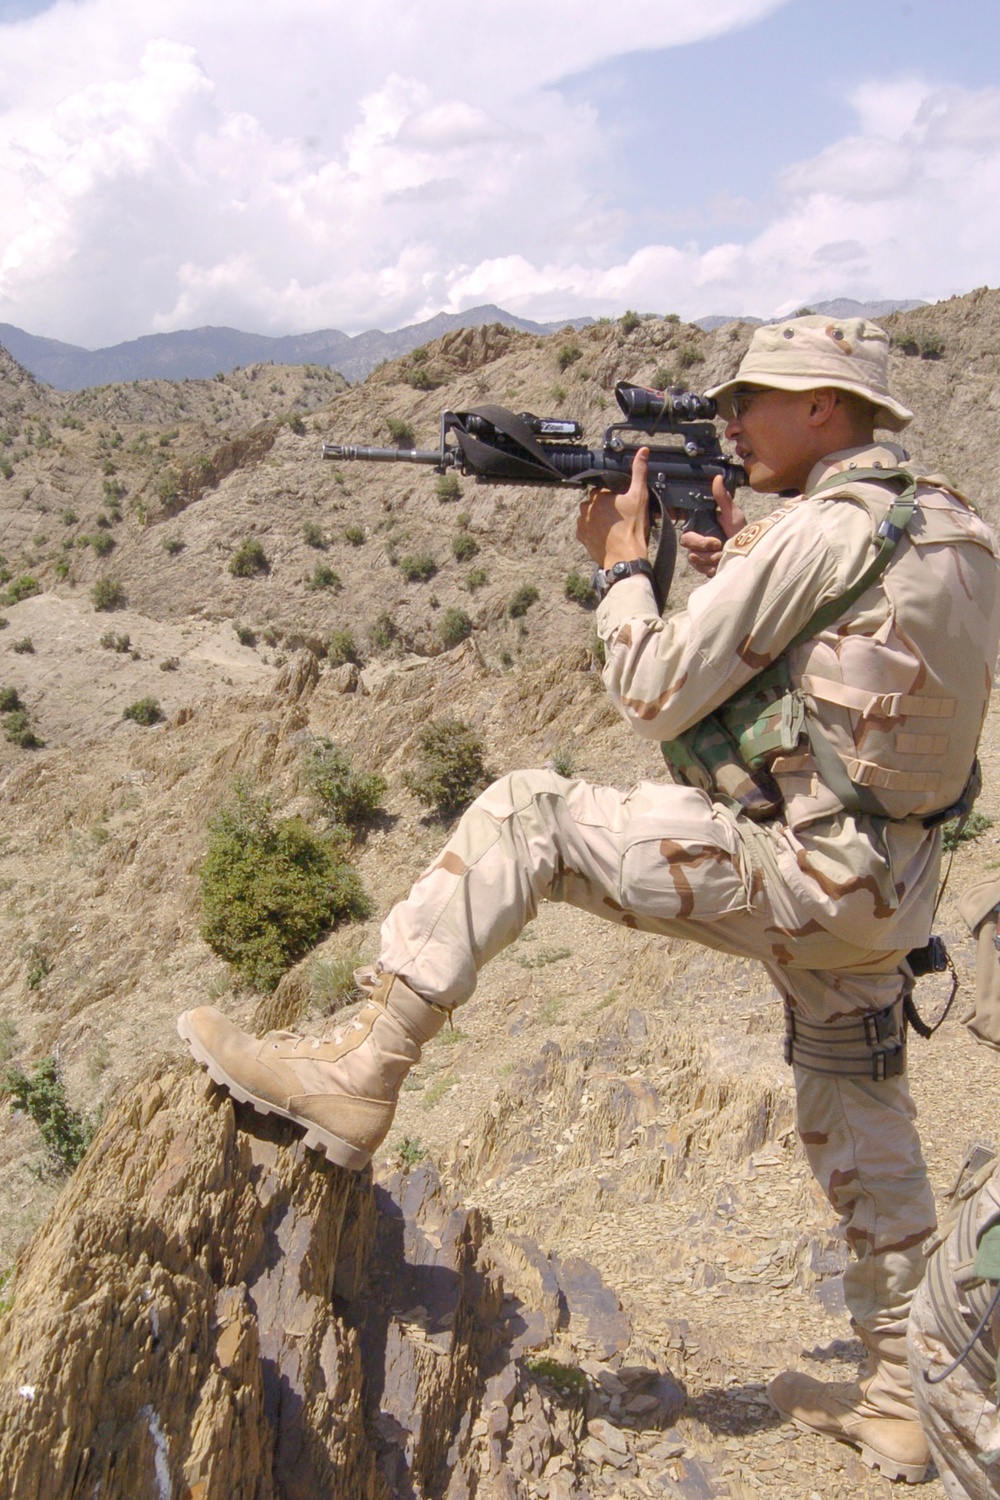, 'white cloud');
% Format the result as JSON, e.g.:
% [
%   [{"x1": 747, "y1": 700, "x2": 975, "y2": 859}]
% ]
[{"x1": 0, "y1": 2, "x2": 996, "y2": 345}]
